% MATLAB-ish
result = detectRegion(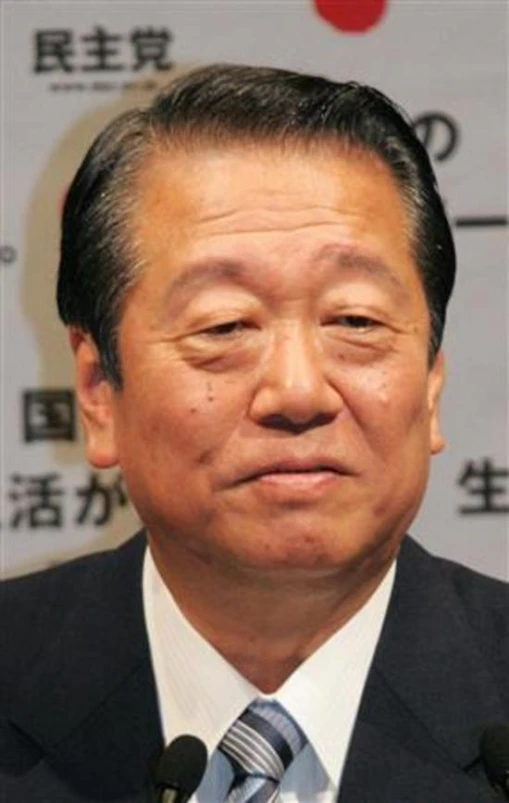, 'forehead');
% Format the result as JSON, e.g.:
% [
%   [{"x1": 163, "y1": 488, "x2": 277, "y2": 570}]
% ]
[
  {"x1": 135, "y1": 138, "x2": 408, "y2": 218},
  {"x1": 129, "y1": 140, "x2": 419, "y2": 297}
]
